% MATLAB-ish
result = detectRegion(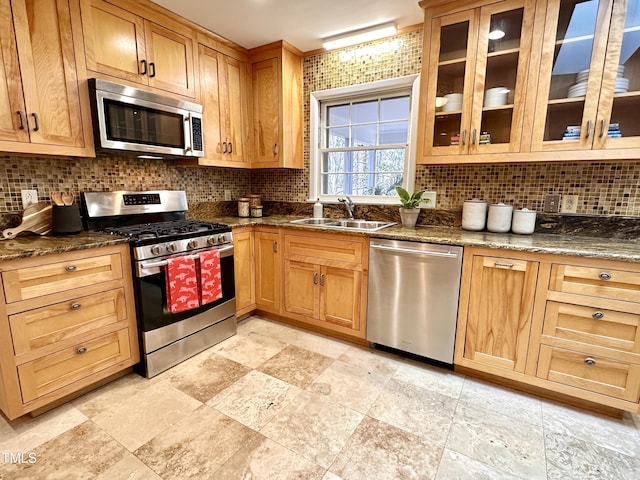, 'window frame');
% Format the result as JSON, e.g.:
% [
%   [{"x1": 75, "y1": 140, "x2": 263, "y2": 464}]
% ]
[{"x1": 309, "y1": 74, "x2": 420, "y2": 205}]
